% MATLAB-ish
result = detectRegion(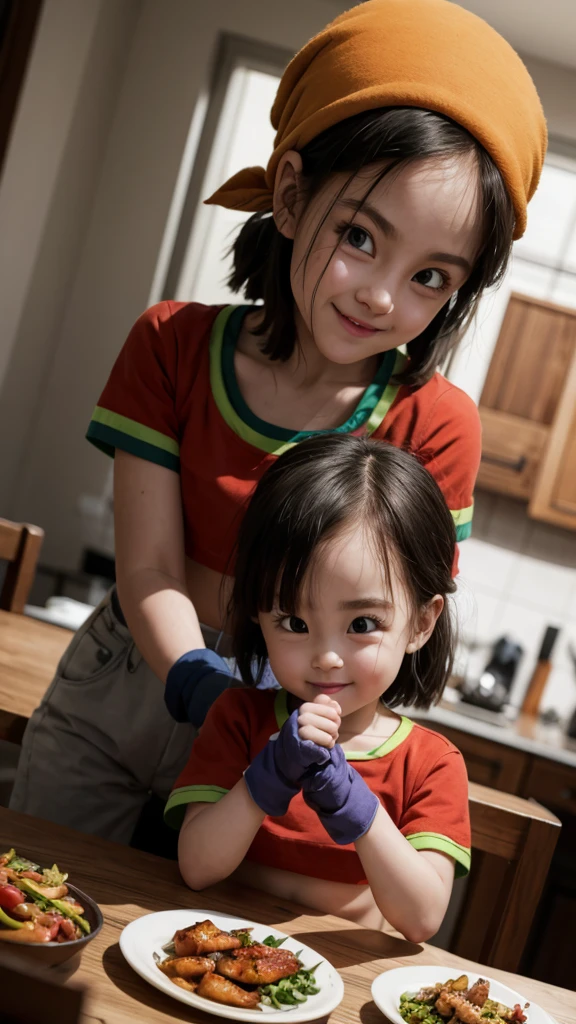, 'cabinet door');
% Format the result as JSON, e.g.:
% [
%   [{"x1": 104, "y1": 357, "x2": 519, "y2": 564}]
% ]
[
  {"x1": 480, "y1": 294, "x2": 576, "y2": 424},
  {"x1": 522, "y1": 757, "x2": 576, "y2": 815},
  {"x1": 477, "y1": 408, "x2": 548, "y2": 499},
  {"x1": 530, "y1": 349, "x2": 576, "y2": 528}
]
